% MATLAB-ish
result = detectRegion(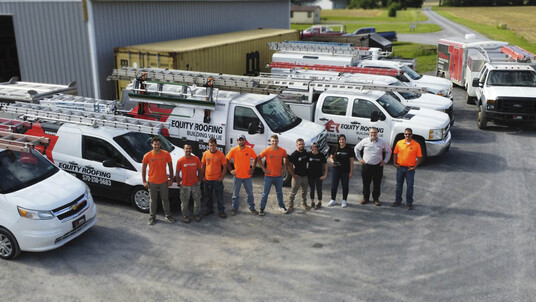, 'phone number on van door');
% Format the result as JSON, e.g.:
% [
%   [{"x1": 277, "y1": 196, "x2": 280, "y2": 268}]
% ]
[{"x1": 82, "y1": 174, "x2": 112, "y2": 186}]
